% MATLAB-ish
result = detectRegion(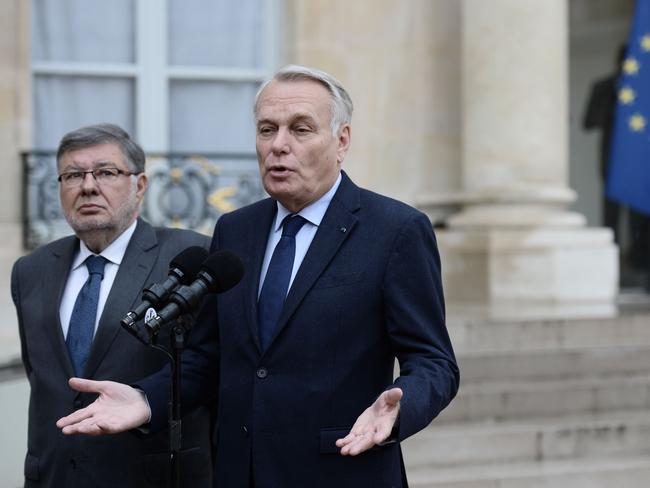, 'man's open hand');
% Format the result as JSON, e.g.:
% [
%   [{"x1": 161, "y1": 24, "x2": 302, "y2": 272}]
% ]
[
  {"x1": 335, "y1": 387, "x2": 402, "y2": 456},
  {"x1": 56, "y1": 378, "x2": 150, "y2": 435}
]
